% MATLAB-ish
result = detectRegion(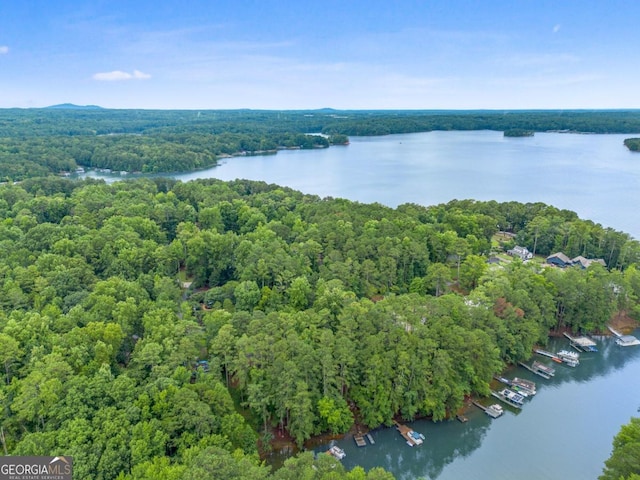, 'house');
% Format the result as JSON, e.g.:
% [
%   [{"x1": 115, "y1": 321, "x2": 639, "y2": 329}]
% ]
[
  {"x1": 546, "y1": 252, "x2": 572, "y2": 267},
  {"x1": 507, "y1": 245, "x2": 533, "y2": 261},
  {"x1": 546, "y1": 252, "x2": 607, "y2": 269},
  {"x1": 572, "y1": 256, "x2": 606, "y2": 269}
]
